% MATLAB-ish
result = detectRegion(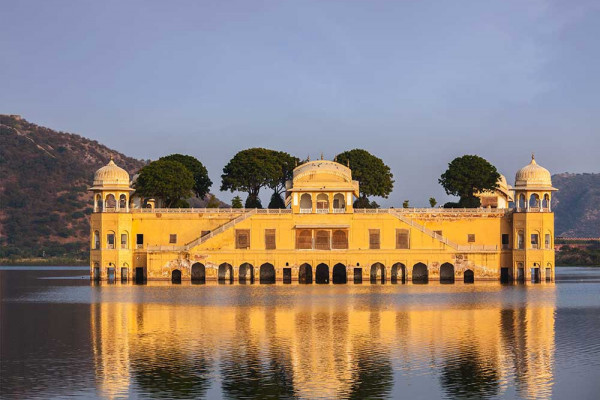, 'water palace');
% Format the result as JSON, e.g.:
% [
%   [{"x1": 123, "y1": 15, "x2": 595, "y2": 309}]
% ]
[{"x1": 89, "y1": 156, "x2": 556, "y2": 284}]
